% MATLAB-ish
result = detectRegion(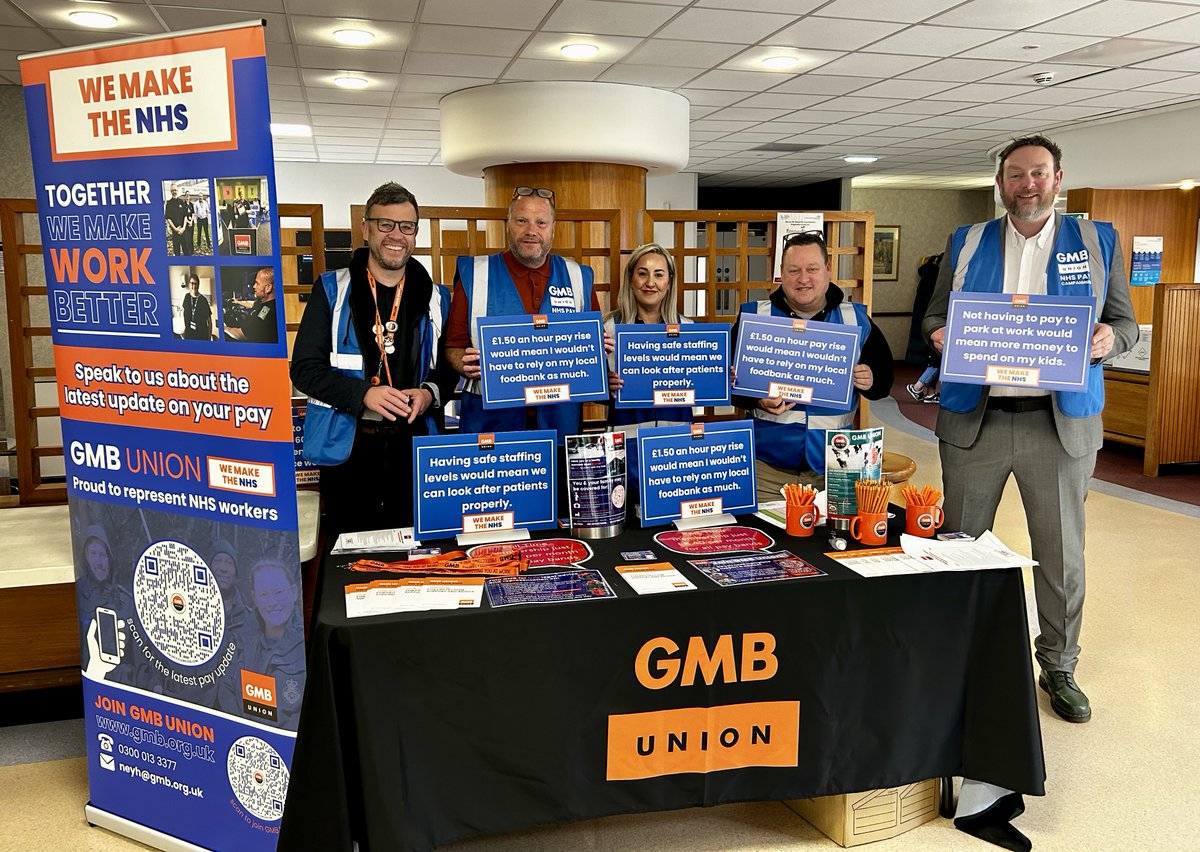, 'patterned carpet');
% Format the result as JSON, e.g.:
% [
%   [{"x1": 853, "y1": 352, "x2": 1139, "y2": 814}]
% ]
[{"x1": 890, "y1": 364, "x2": 1200, "y2": 507}]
